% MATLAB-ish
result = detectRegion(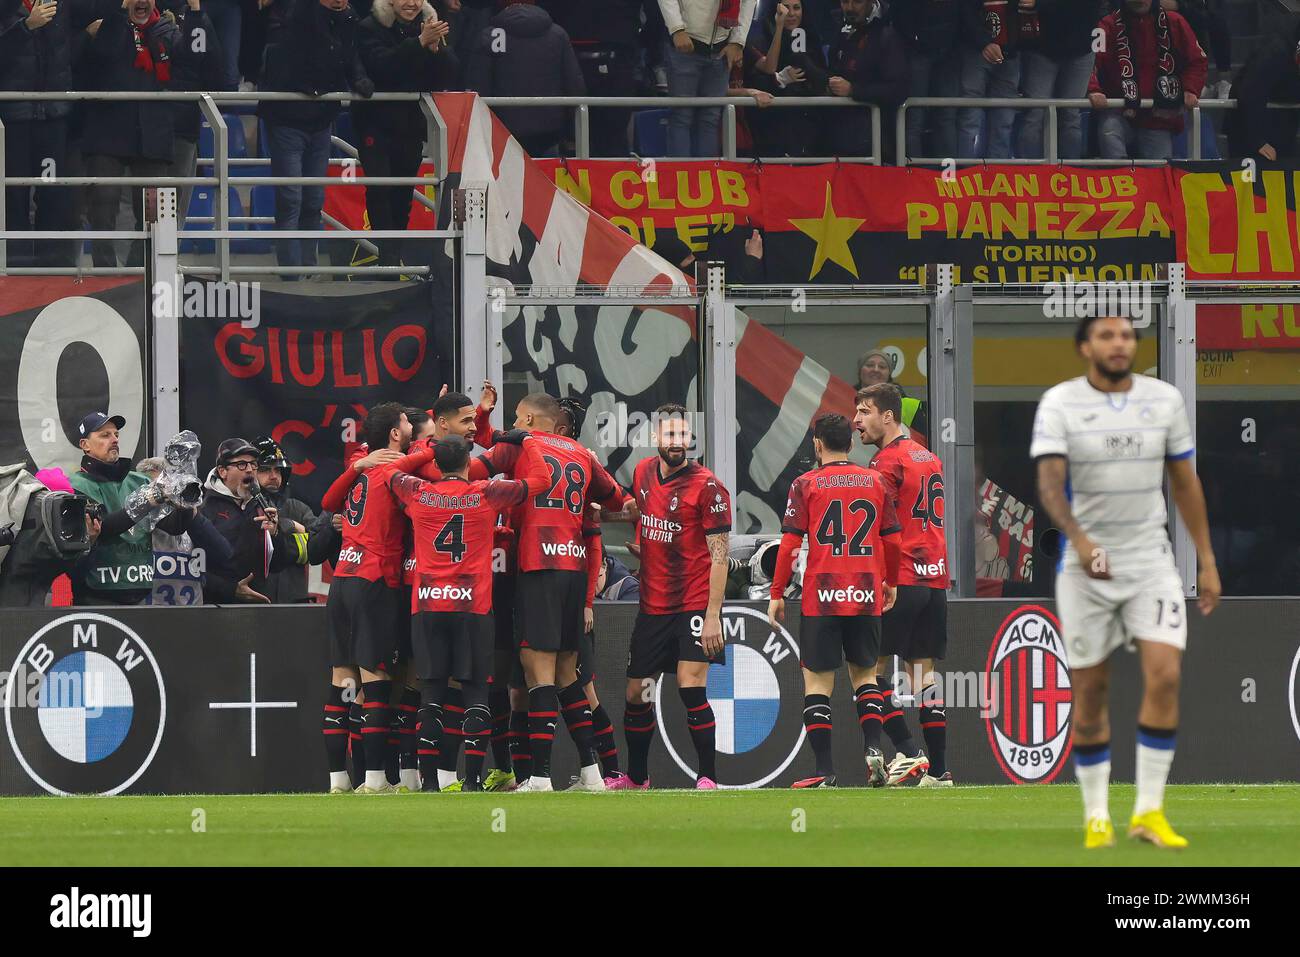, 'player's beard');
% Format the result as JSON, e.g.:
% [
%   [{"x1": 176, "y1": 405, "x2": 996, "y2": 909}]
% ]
[
  {"x1": 1094, "y1": 355, "x2": 1133, "y2": 383},
  {"x1": 659, "y1": 447, "x2": 686, "y2": 469}
]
